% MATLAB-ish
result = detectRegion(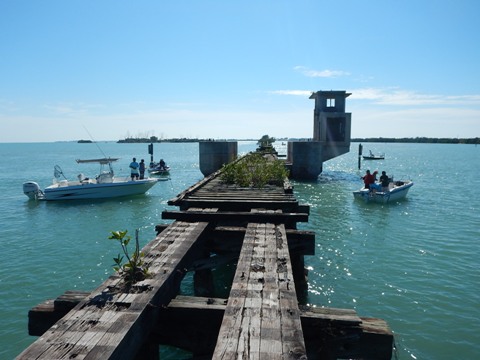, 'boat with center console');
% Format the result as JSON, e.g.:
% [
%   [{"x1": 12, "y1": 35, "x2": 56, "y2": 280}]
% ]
[
  {"x1": 23, "y1": 158, "x2": 160, "y2": 201},
  {"x1": 353, "y1": 178, "x2": 414, "y2": 203}
]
